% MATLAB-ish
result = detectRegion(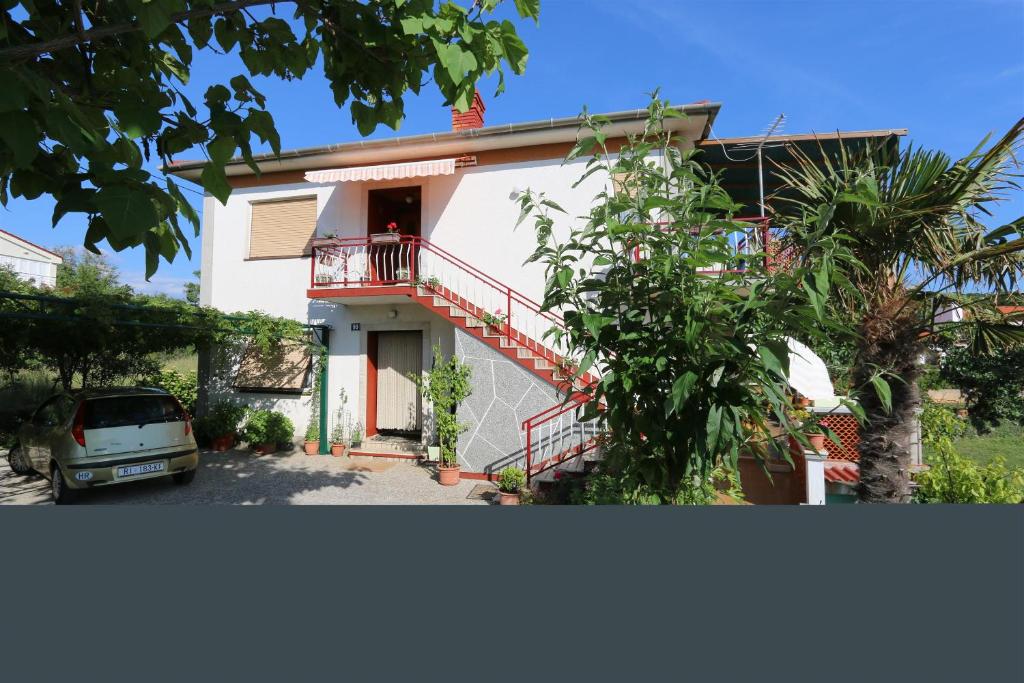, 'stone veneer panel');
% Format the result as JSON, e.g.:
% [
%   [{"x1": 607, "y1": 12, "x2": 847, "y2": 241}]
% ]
[{"x1": 455, "y1": 329, "x2": 562, "y2": 474}]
